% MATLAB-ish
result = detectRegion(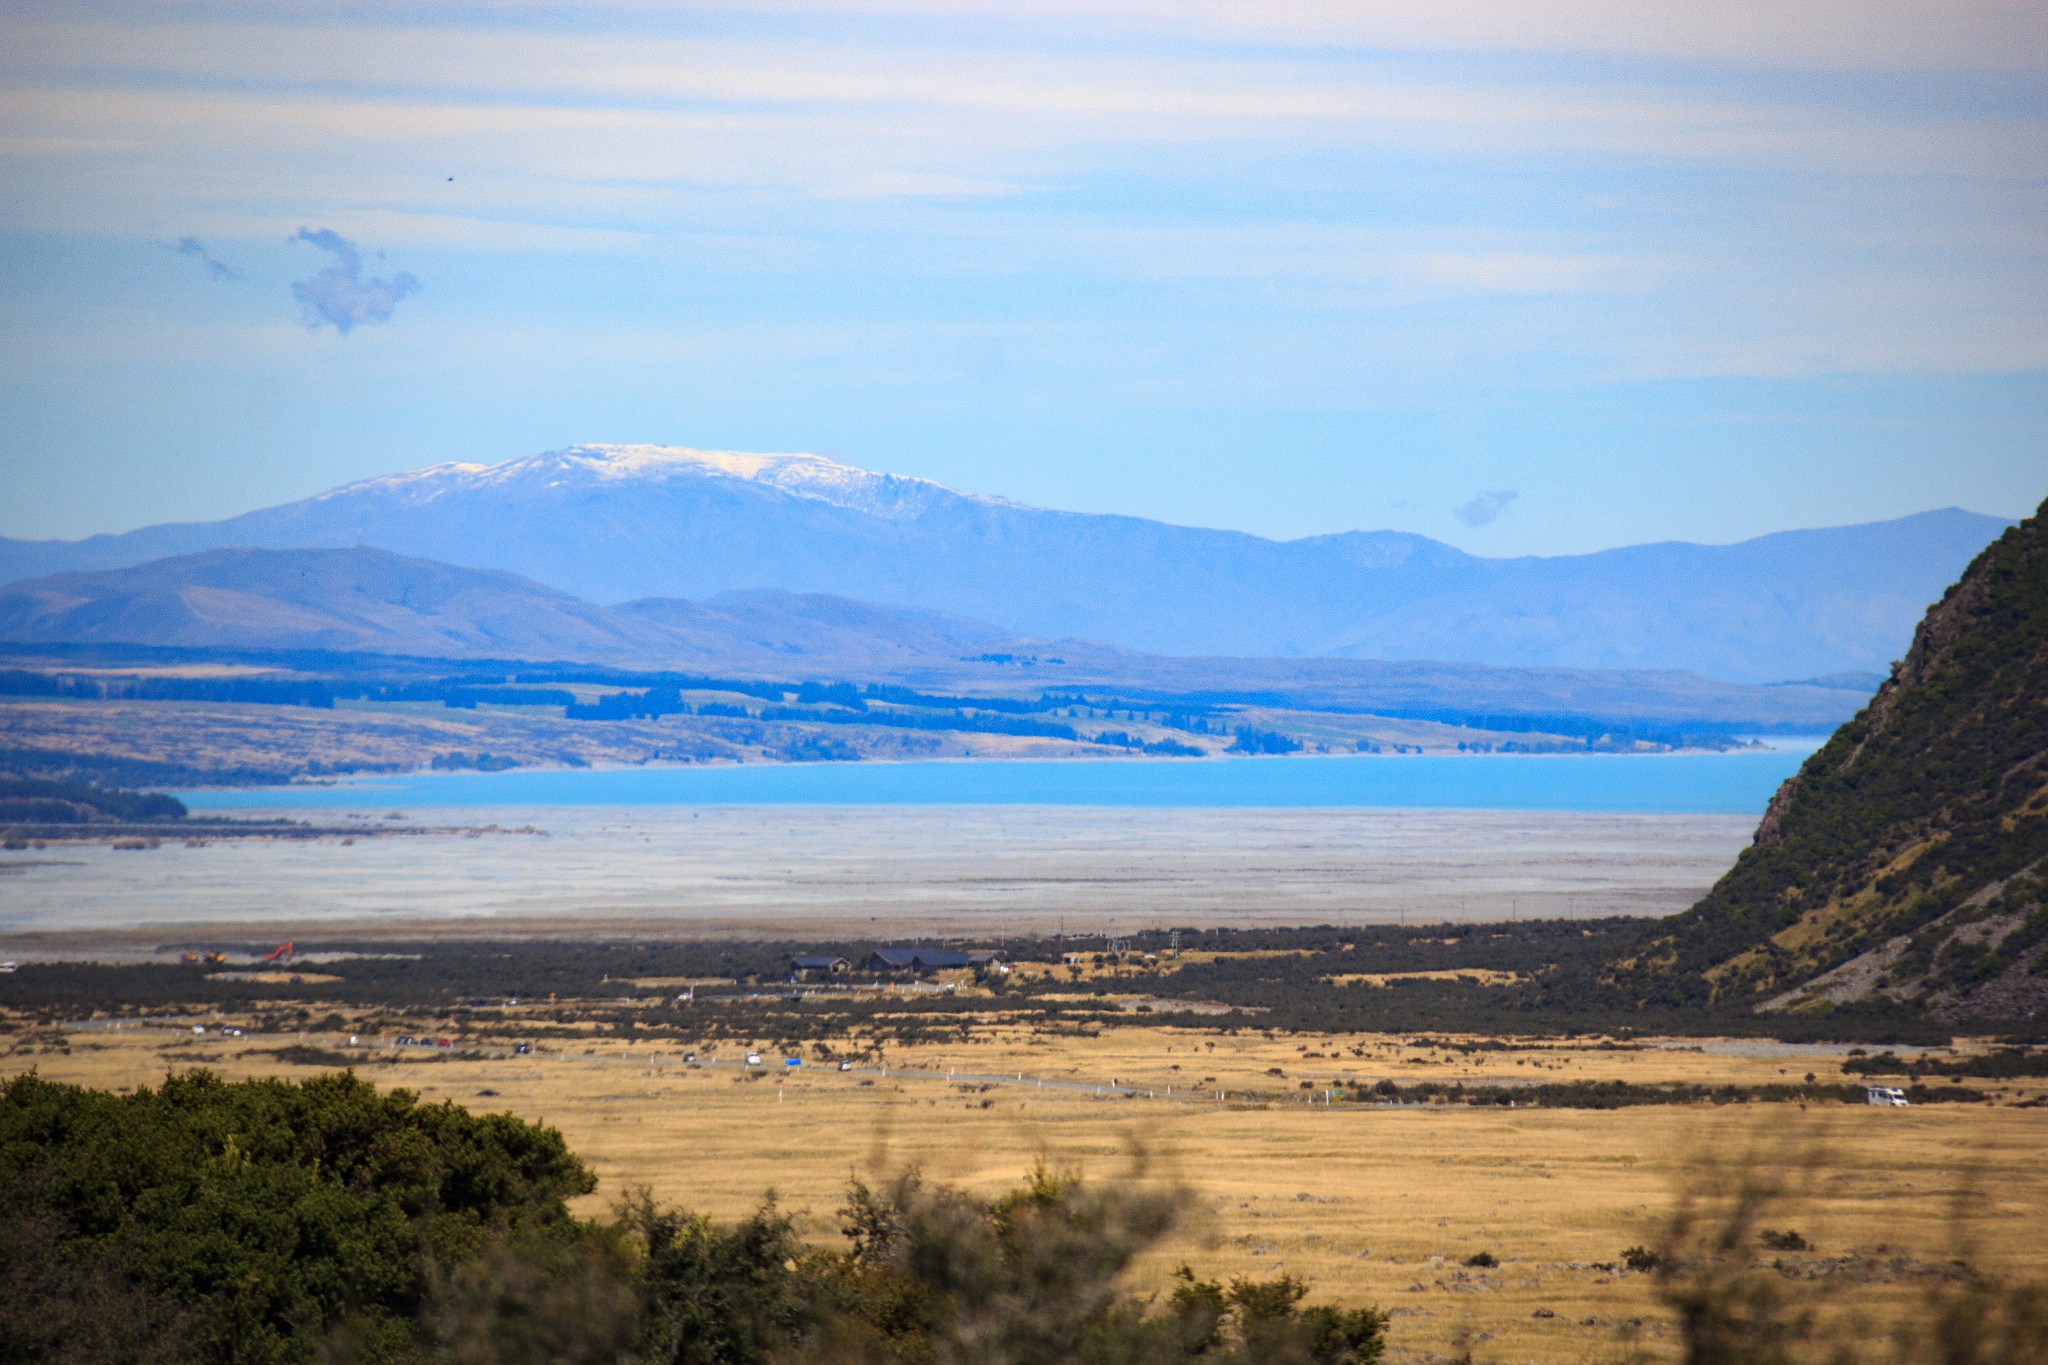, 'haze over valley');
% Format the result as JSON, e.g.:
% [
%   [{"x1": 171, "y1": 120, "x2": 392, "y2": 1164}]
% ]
[{"x1": 0, "y1": 444, "x2": 2007, "y2": 684}]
